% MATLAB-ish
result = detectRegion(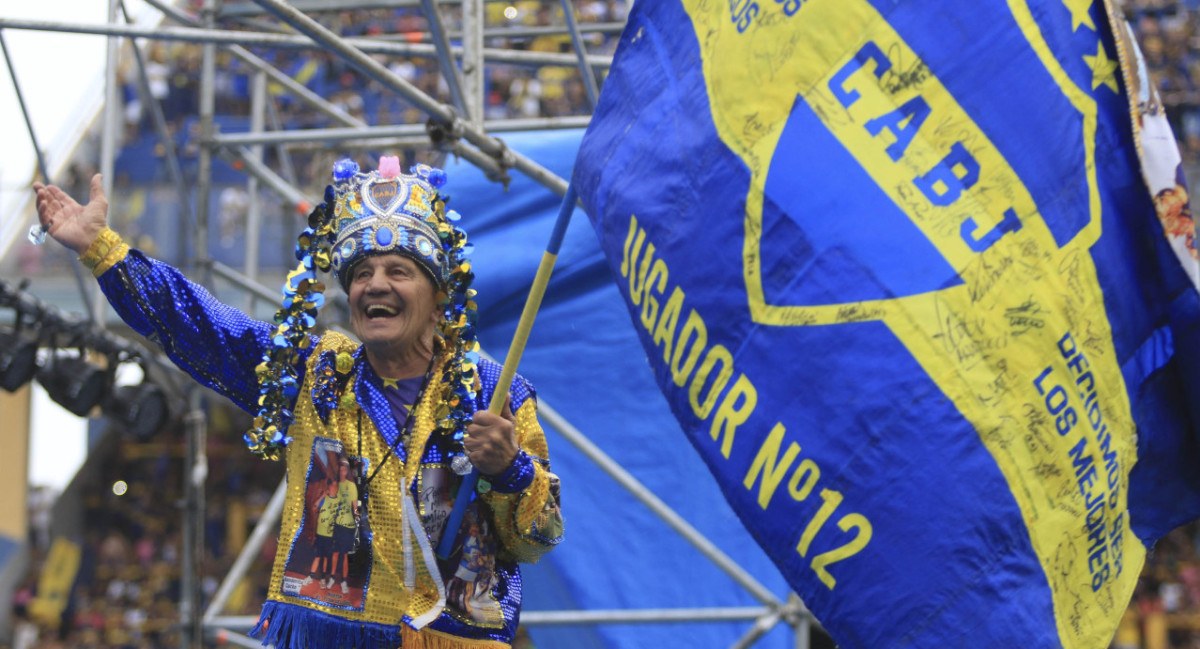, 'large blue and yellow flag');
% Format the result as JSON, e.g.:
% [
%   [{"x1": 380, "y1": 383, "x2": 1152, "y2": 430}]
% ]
[{"x1": 573, "y1": 0, "x2": 1200, "y2": 647}]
